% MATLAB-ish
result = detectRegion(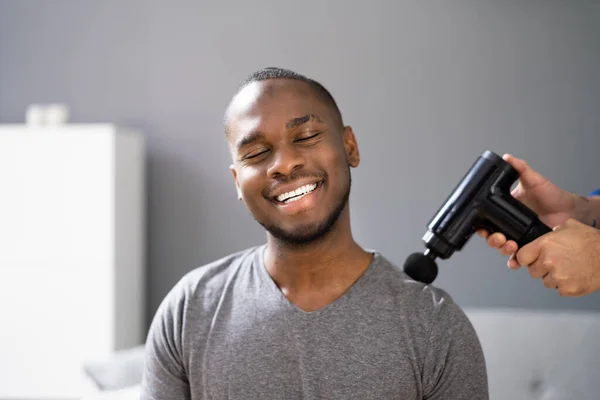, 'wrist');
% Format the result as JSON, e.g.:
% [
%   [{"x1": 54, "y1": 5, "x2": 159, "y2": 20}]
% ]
[
  {"x1": 592, "y1": 229, "x2": 600, "y2": 292},
  {"x1": 591, "y1": 197, "x2": 600, "y2": 228},
  {"x1": 590, "y1": 189, "x2": 600, "y2": 228},
  {"x1": 571, "y1": 191, "x2": 600, "y2": 227},
  {"x1": 587, "y1": 192, "x2": 600, "y2": 228},
  {"x1": 570, "y1": 192, "x2": 589, "y2": 222}
]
